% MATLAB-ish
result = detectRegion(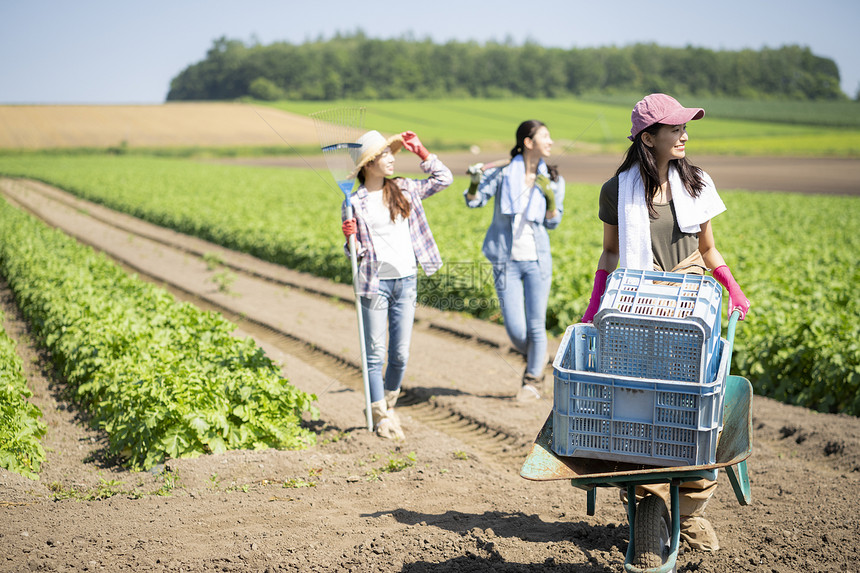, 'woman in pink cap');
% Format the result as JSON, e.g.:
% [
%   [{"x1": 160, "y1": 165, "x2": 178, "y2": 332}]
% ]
[
  {"x1": 581, "y1": 93, "x2": 751, "y2": 553},
  {"x1": 341, "y1": 129, "x2": 453, "y2": 440}
]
